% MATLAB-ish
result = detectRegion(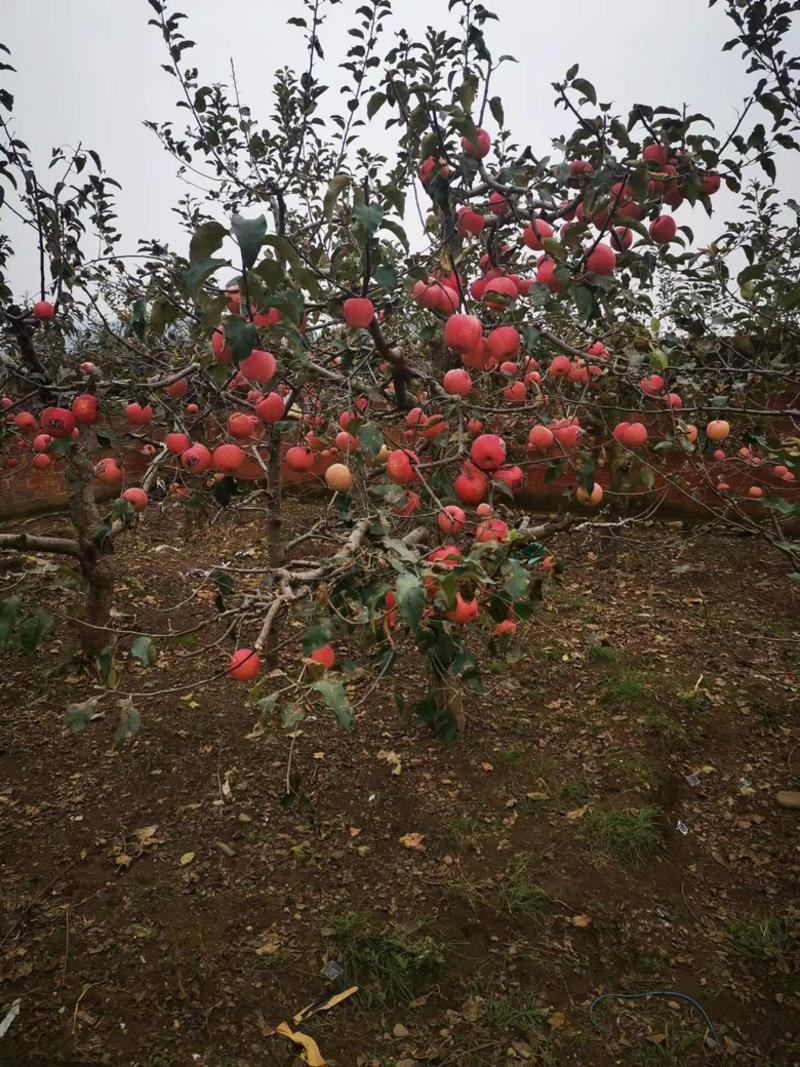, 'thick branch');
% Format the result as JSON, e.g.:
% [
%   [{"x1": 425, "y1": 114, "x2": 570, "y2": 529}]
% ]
[
  {"x1": 368, "y1": 320, "x2": 412, "y2": 410},
  {"x1": 0, "y1": 532, "x2": 82, "y2": 558}
]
